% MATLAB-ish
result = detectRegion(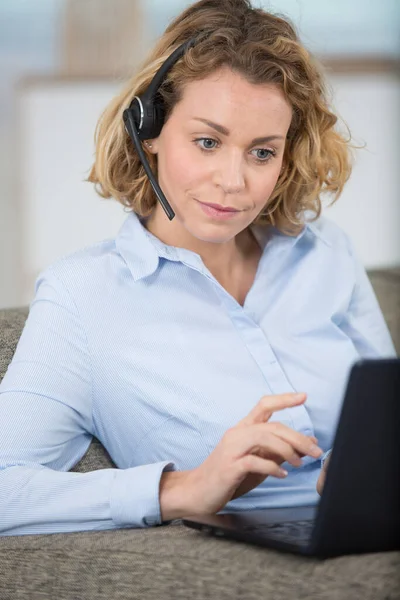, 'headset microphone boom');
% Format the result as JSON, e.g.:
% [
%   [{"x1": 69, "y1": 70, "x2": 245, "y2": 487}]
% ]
[{"x1": 123, "y1": 37, "x2": 198, "y2": 221}]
